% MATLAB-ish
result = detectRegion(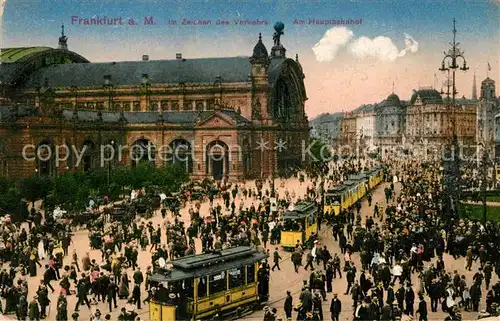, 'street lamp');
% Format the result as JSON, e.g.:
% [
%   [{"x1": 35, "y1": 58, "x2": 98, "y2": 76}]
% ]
[{"x1": 439, "y1": 19, "x2": 469, "y2": 219}]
